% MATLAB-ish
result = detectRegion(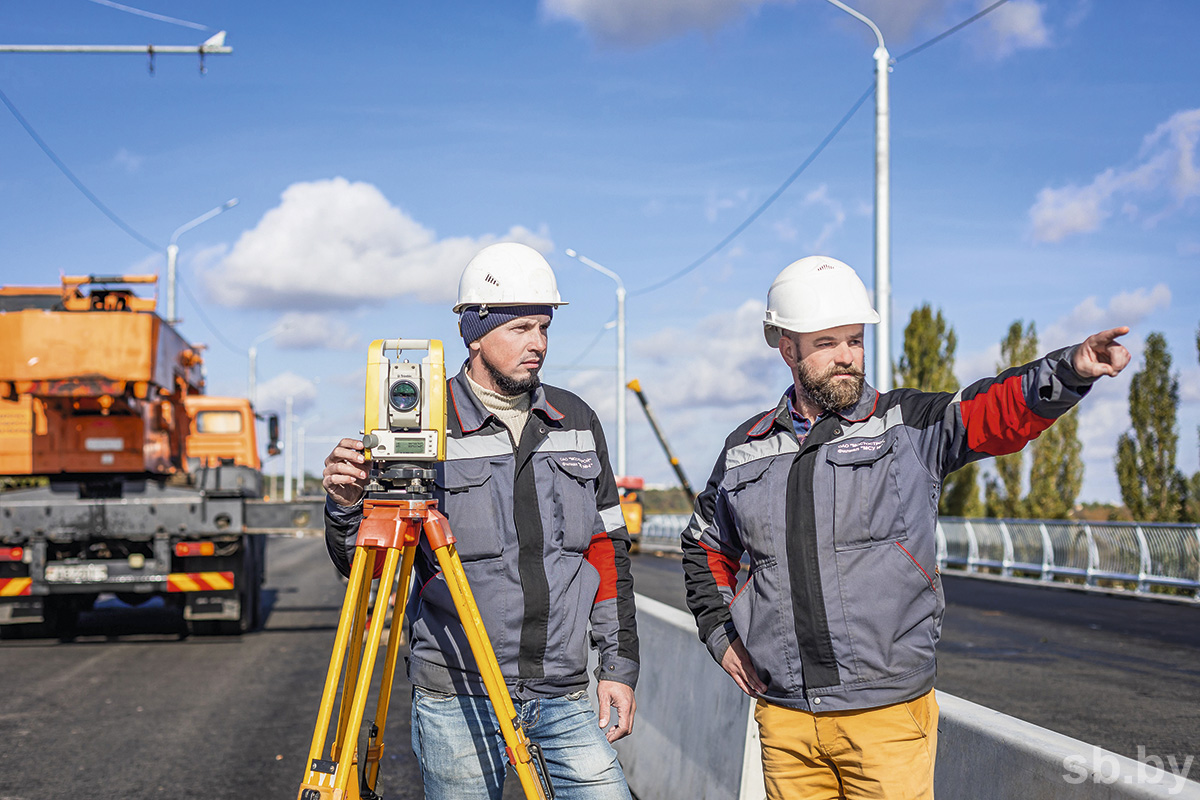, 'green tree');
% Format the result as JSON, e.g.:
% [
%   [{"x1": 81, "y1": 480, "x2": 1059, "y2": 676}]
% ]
[
  {"x1": 1026, "y1": 407, "x2": 1083, "y2": 518},
  {"x1": 984, "y1": 321, "x2": 1039, "y2": 517},
  {"x1": 1115, "y1": 332, "x2": 1187, "y2": 522},
  {"x1": 896, "y1": 304, "x2": 981, "y2": 516}
]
